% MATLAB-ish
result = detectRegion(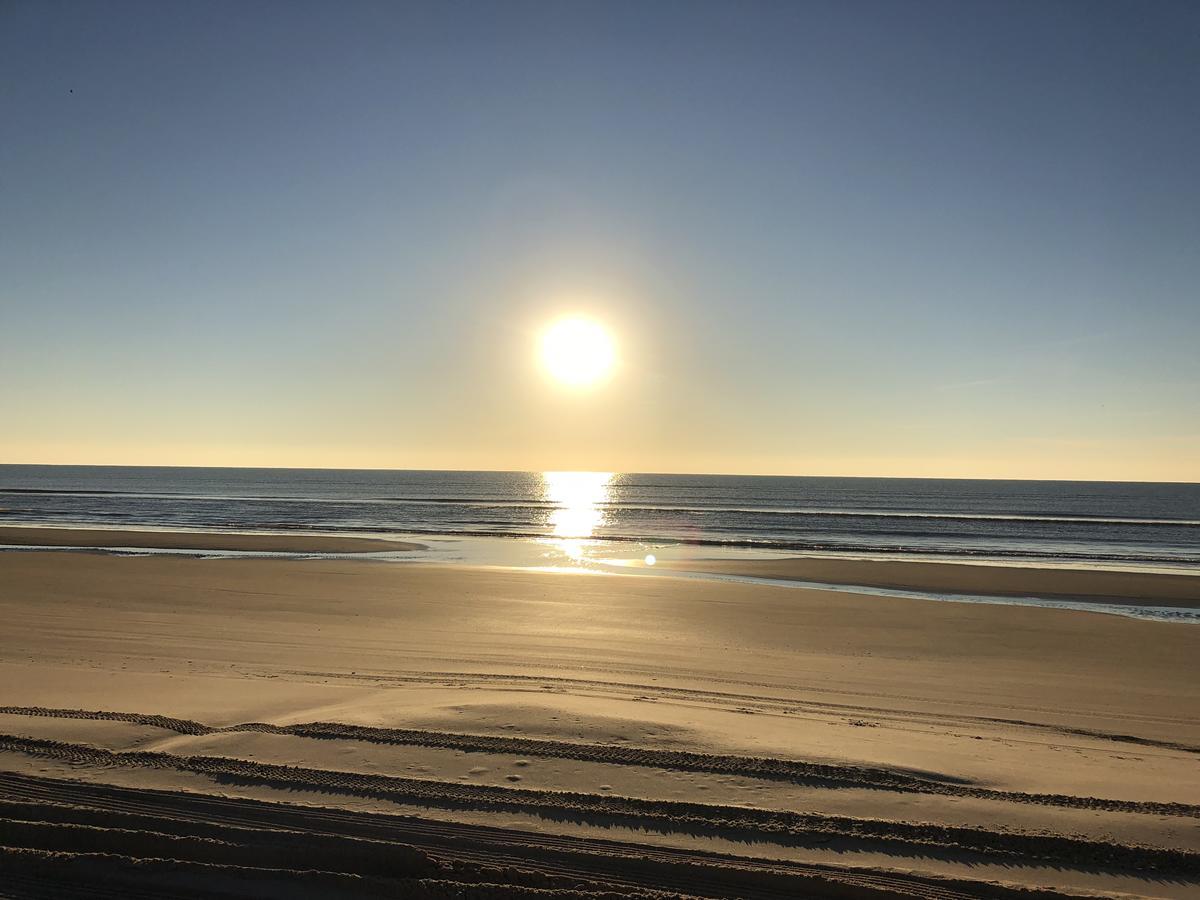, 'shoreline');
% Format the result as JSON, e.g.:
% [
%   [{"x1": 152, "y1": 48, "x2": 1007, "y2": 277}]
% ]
[
  {"x1": 2, "y1": 524, "x2": 1197, "y2": 613},
  {"x1": 657, "y1": 555, "x2": 1200, "y2": 607},
  {"x1": 2, "y1": 517, "x2": 1196, "y2": 571},
  {"x1": 0, "y1": 525, "x2": 425, "y2": 555}
]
